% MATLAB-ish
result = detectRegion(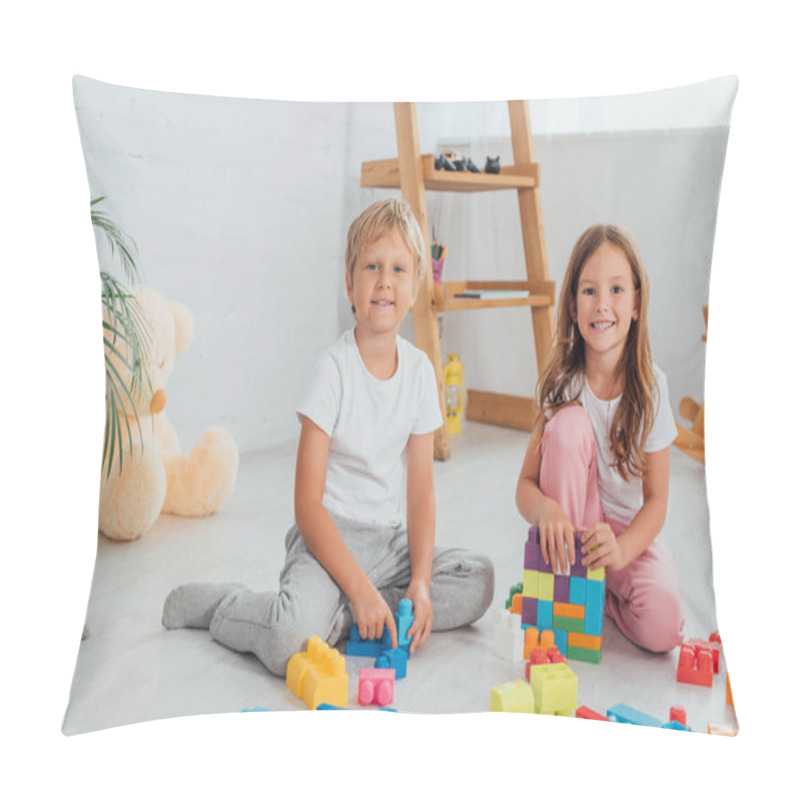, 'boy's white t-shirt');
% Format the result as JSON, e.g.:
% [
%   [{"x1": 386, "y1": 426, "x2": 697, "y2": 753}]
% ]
[
  {"x1": 296, "y1": 328, "x2": 443, "y2": 527},
  {"x1": 579, "y1": 364, "x2": 678, "y2": 528}
]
